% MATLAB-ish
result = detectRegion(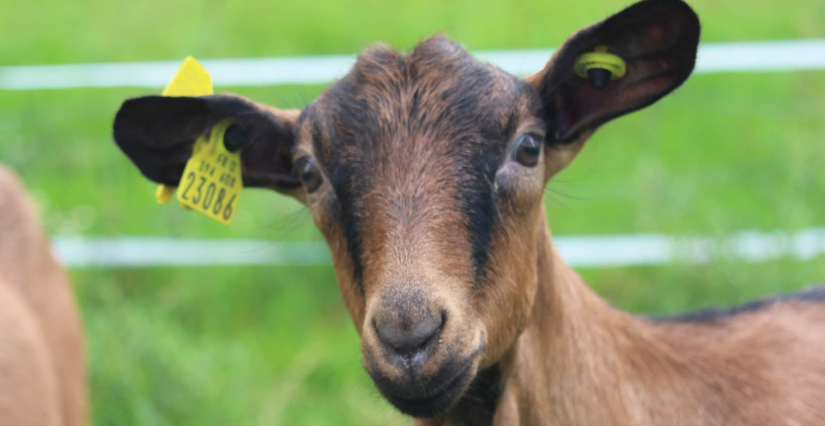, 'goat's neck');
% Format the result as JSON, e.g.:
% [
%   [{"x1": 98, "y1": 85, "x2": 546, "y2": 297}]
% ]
[
  {"x1": 491, "y1": 221, "x2": 733, "y2": 425},
  {"x1": 504, "y1": 223, "x2": 640, "y2": 423}
]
